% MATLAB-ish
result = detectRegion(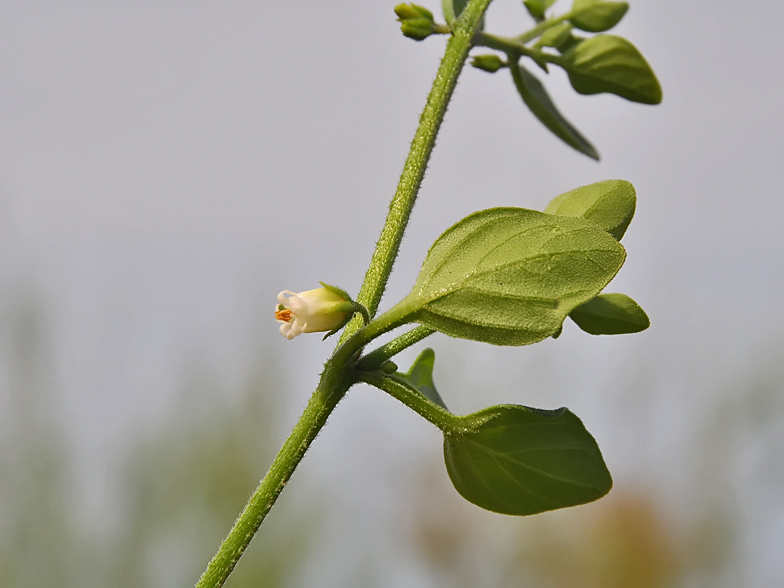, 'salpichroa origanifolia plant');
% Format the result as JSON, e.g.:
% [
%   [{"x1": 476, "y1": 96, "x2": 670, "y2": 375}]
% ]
[{"x1": 196, "y1": 0, "x2": 660, "y2": 585}]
